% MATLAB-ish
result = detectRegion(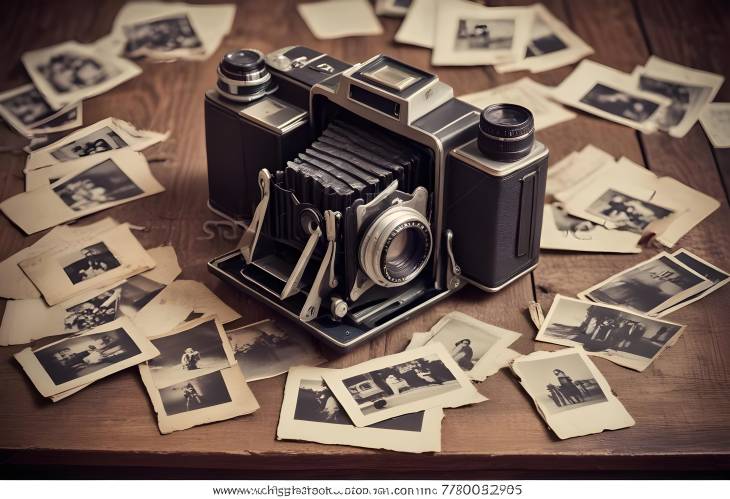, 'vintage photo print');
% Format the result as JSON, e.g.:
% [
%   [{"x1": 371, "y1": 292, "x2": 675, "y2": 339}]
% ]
[
  {"x1": 511, "y1": 349, "x2": 634, "y2": 439},
  {"x1": 394, "y1": 0, "x2": 438, "y2": 48},
  {"x1": 578, "y1": 252, "x2": 713, "y2": 317},
  {"x1": 0, "y1": 83, "x2": 82, "y2": 137},
  {"x1": 584, "y1": 188, "x2": 674, "y2": 234},
  {"x1": 14, "y1": 317, "x2": 158, "y2": 397},
  {"x1": 226, "y1": 319, "x2": 325, "y2": 382},
  {"x1": 22, "y1": 40, "x2": 141, "y2": 110},
  {"x1": 432, "y1": 3, "x2": 532, "y2": 66},
  {"x1": 322, "y1": 343, "x2": 485, "y2": 427},
  {"x1": 495, "y1": 3, "x2": 593, "y2": 74},
  {"x1": 548, "y1": 145, "x2": 615, "y2": 200},
  {"x1": 146, "y1": 316, "x2": 236, "y2": 389},
  {"x1": 536, "y1": 295, "x2": 685, "y2": 371},
  {"x1": 140, "y1": 364, "x2": 259, "y2": 434},
  {"x1": 1, "y1": 150, "x2": 164, "y2": 234},
  {"x1": 277, "y1": 366, "x2": 443, "y2": 453},
  {"x1": 26, "y1": 117, "x2": 168, "y2": 171},
  {"x1": 659, "y1": 249, "x2": 730, "y2": 315},
  {"x1": 424, "y1": 311, "x2": 521, "y2": 381},
  {"x1": 18, "y1": 223, "x2": 156, "y2": 306},
  {"x1": 123, "y1": 13, "x2": 204, "y2": 59},
  {"x1": 553, "y1": 60, "x2": 670, "y2": 133},
  {"x1": 540, "y1": 203, "x2": 642, "y2": 253},
  {"x1": 297, "y1": 0, "x2": 383, "y2": 40}
]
